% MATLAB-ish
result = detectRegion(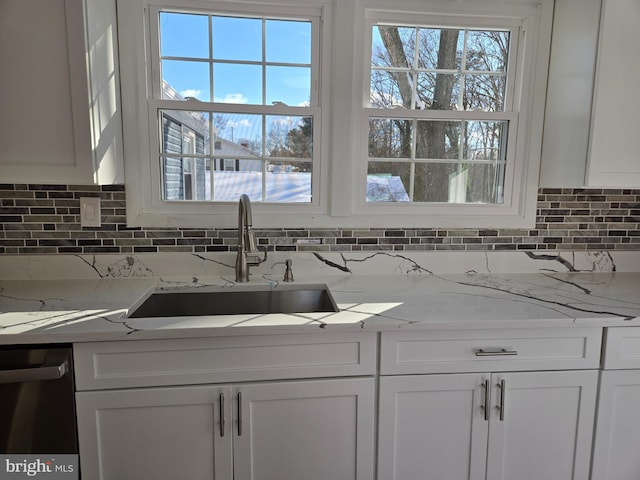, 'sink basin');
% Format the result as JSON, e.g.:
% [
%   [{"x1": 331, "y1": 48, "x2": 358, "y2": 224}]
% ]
[{"x1": 127, "y1": 284, "x2": 339, "y2": 318}]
